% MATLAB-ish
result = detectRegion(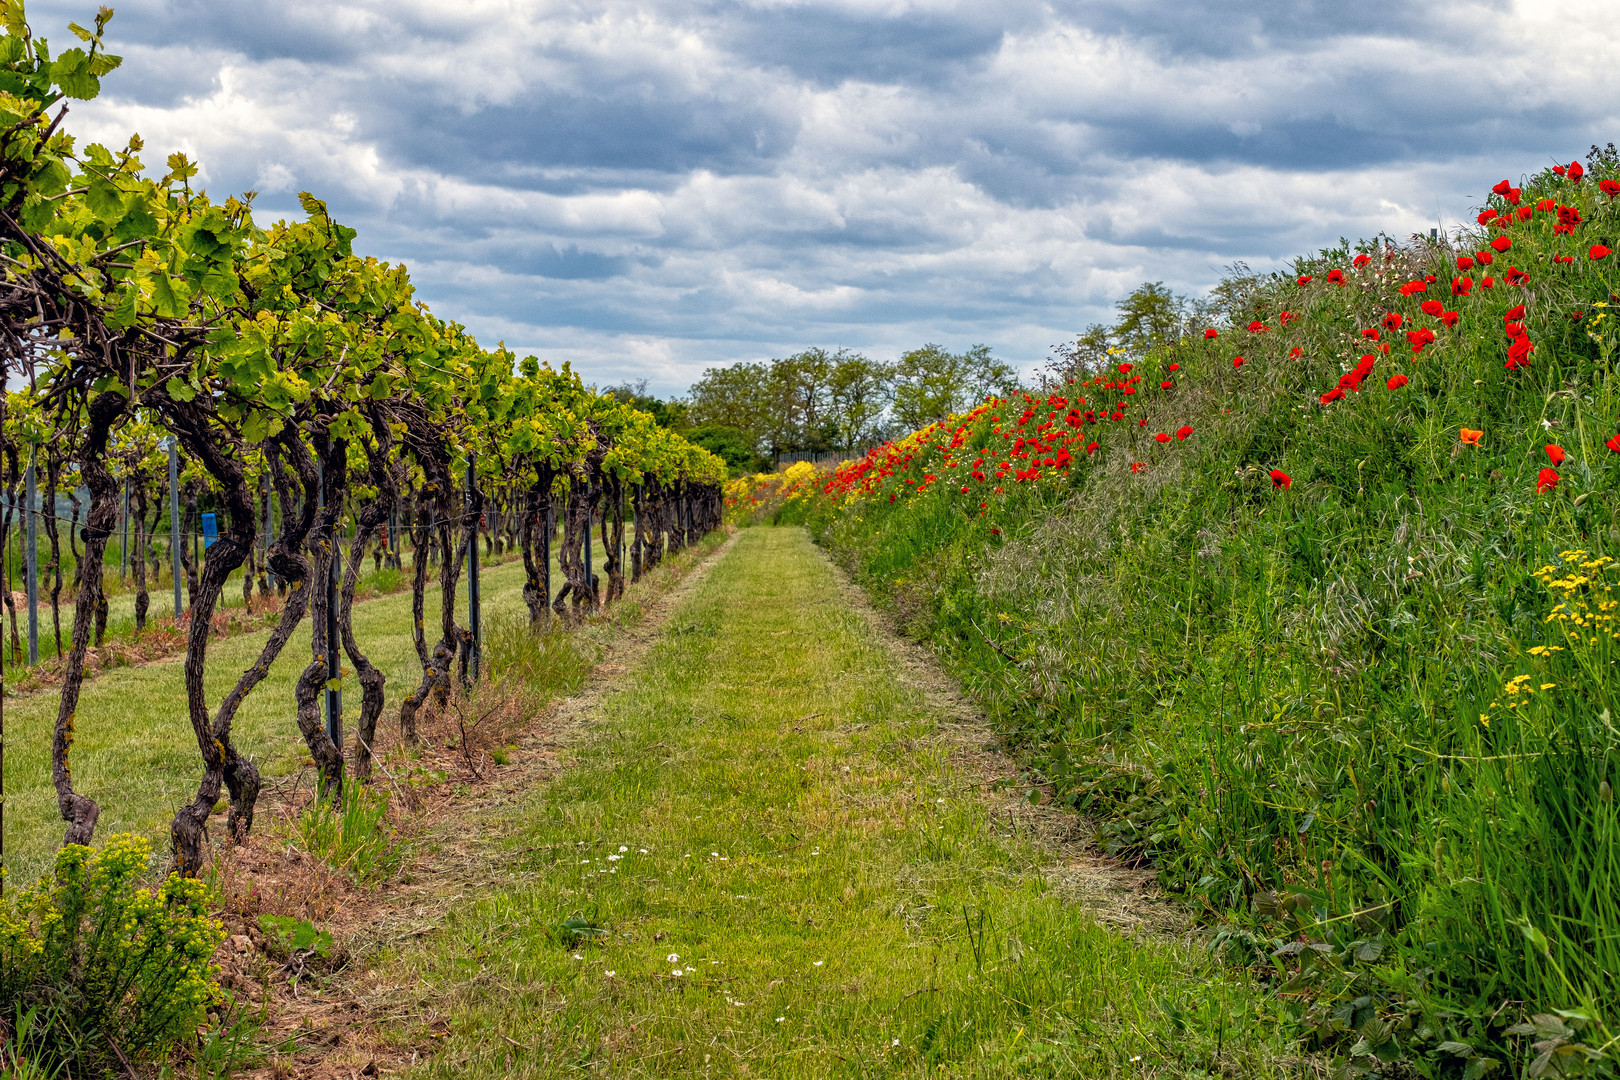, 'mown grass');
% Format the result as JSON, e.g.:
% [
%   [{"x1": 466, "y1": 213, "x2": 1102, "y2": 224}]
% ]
[
  {"x1": 384, "y1": 526, "x2": 1297, "y2": 1078},
  {"x1": 0, "y1": 554, "x2": 541, "y2": 888},
  {"x1": 777, "y1": 154, "x2": 1620, "y2": 1072}
]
